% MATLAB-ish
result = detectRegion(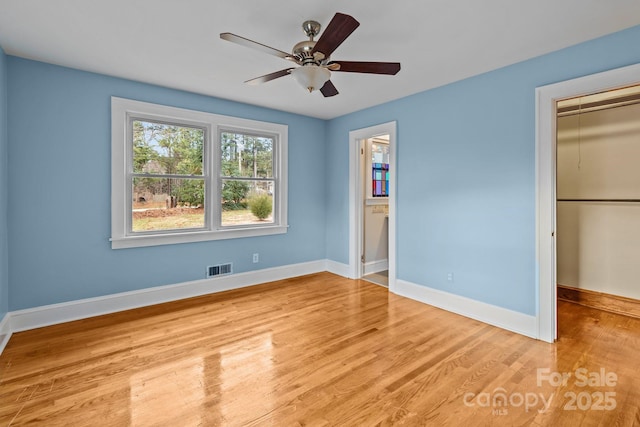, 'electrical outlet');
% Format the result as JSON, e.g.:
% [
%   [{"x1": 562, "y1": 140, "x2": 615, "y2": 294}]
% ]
[
  {"x1": 447, "y1": 272, "x2": 454, "y2": 282},
  {"x1": 253, "y1": 253, "x2": 259, "y2": 263}
]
